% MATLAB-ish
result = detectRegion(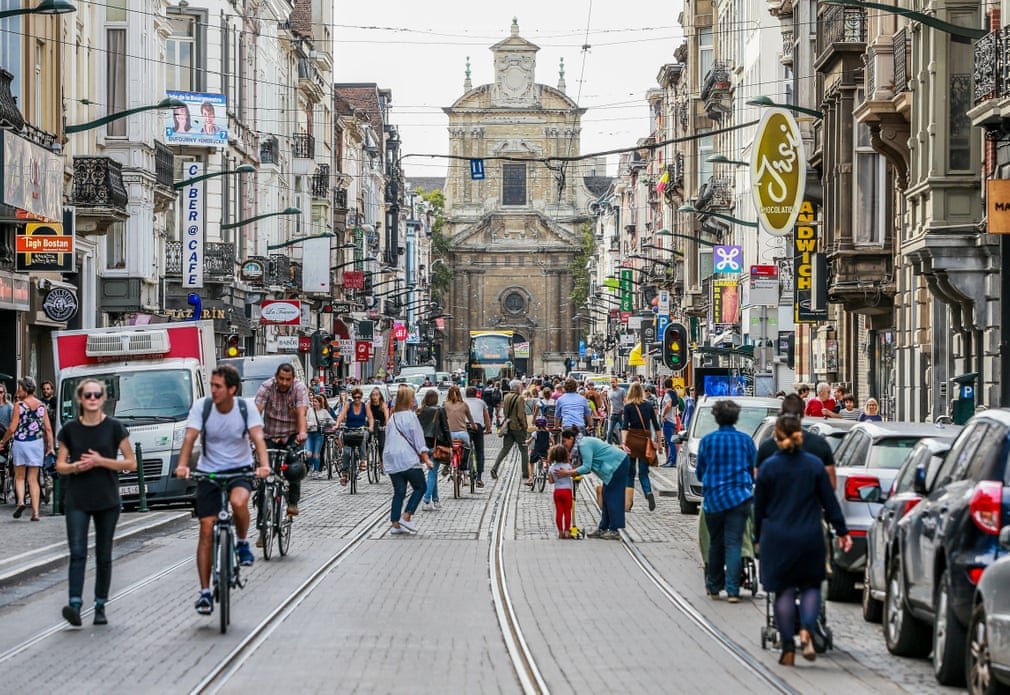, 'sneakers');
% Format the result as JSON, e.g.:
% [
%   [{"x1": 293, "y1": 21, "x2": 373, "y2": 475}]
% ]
[
  {"x1": 399, "y1": 519, "x2": 418, "y2": 533},
  {"x1": 389, "y1": 526, "x2": 410, "y2": 535},
  {"x1": 421, "y1": 501, "x2": 433, "y2": 511},
  {"x1": 601, "y1": 530, "x2": 621, "y2": 540},
  {"x1": 195, "y1": 591, "x2": 213, "y2": 615},
  {"x1": 727, "y1": 595, "x2": 742, "y2": 604},
  {"x1": 490, "y1": 467, "x2": 499, "y2": 480},
  {"x1": 707, "y1": 592, "x2": 721, "y2": 600},
  {"x1": 93, "y1": 604, "x2": 108, "y2": 626},
  {"x1": 236, "y1": 541, "x2": 255, "y2": 567},
  {"x1": 476, "y1": 480, "x2": 485, "y2": 488},
  {"x1": 432, "y1": 501, "x2": 442, "y2": 510},
  {"x1": 286, "y1": 504, "x2": 299, "y2": 516},
  {"x1": 62, "y1": 603, "x2": 82, "y2": 627},
  {"x1": 586, "y1": 528, "x2": 606, "y2": 539},
  {"x1": 647, "y1": 492, "x2": 656, "y2": 511}
]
